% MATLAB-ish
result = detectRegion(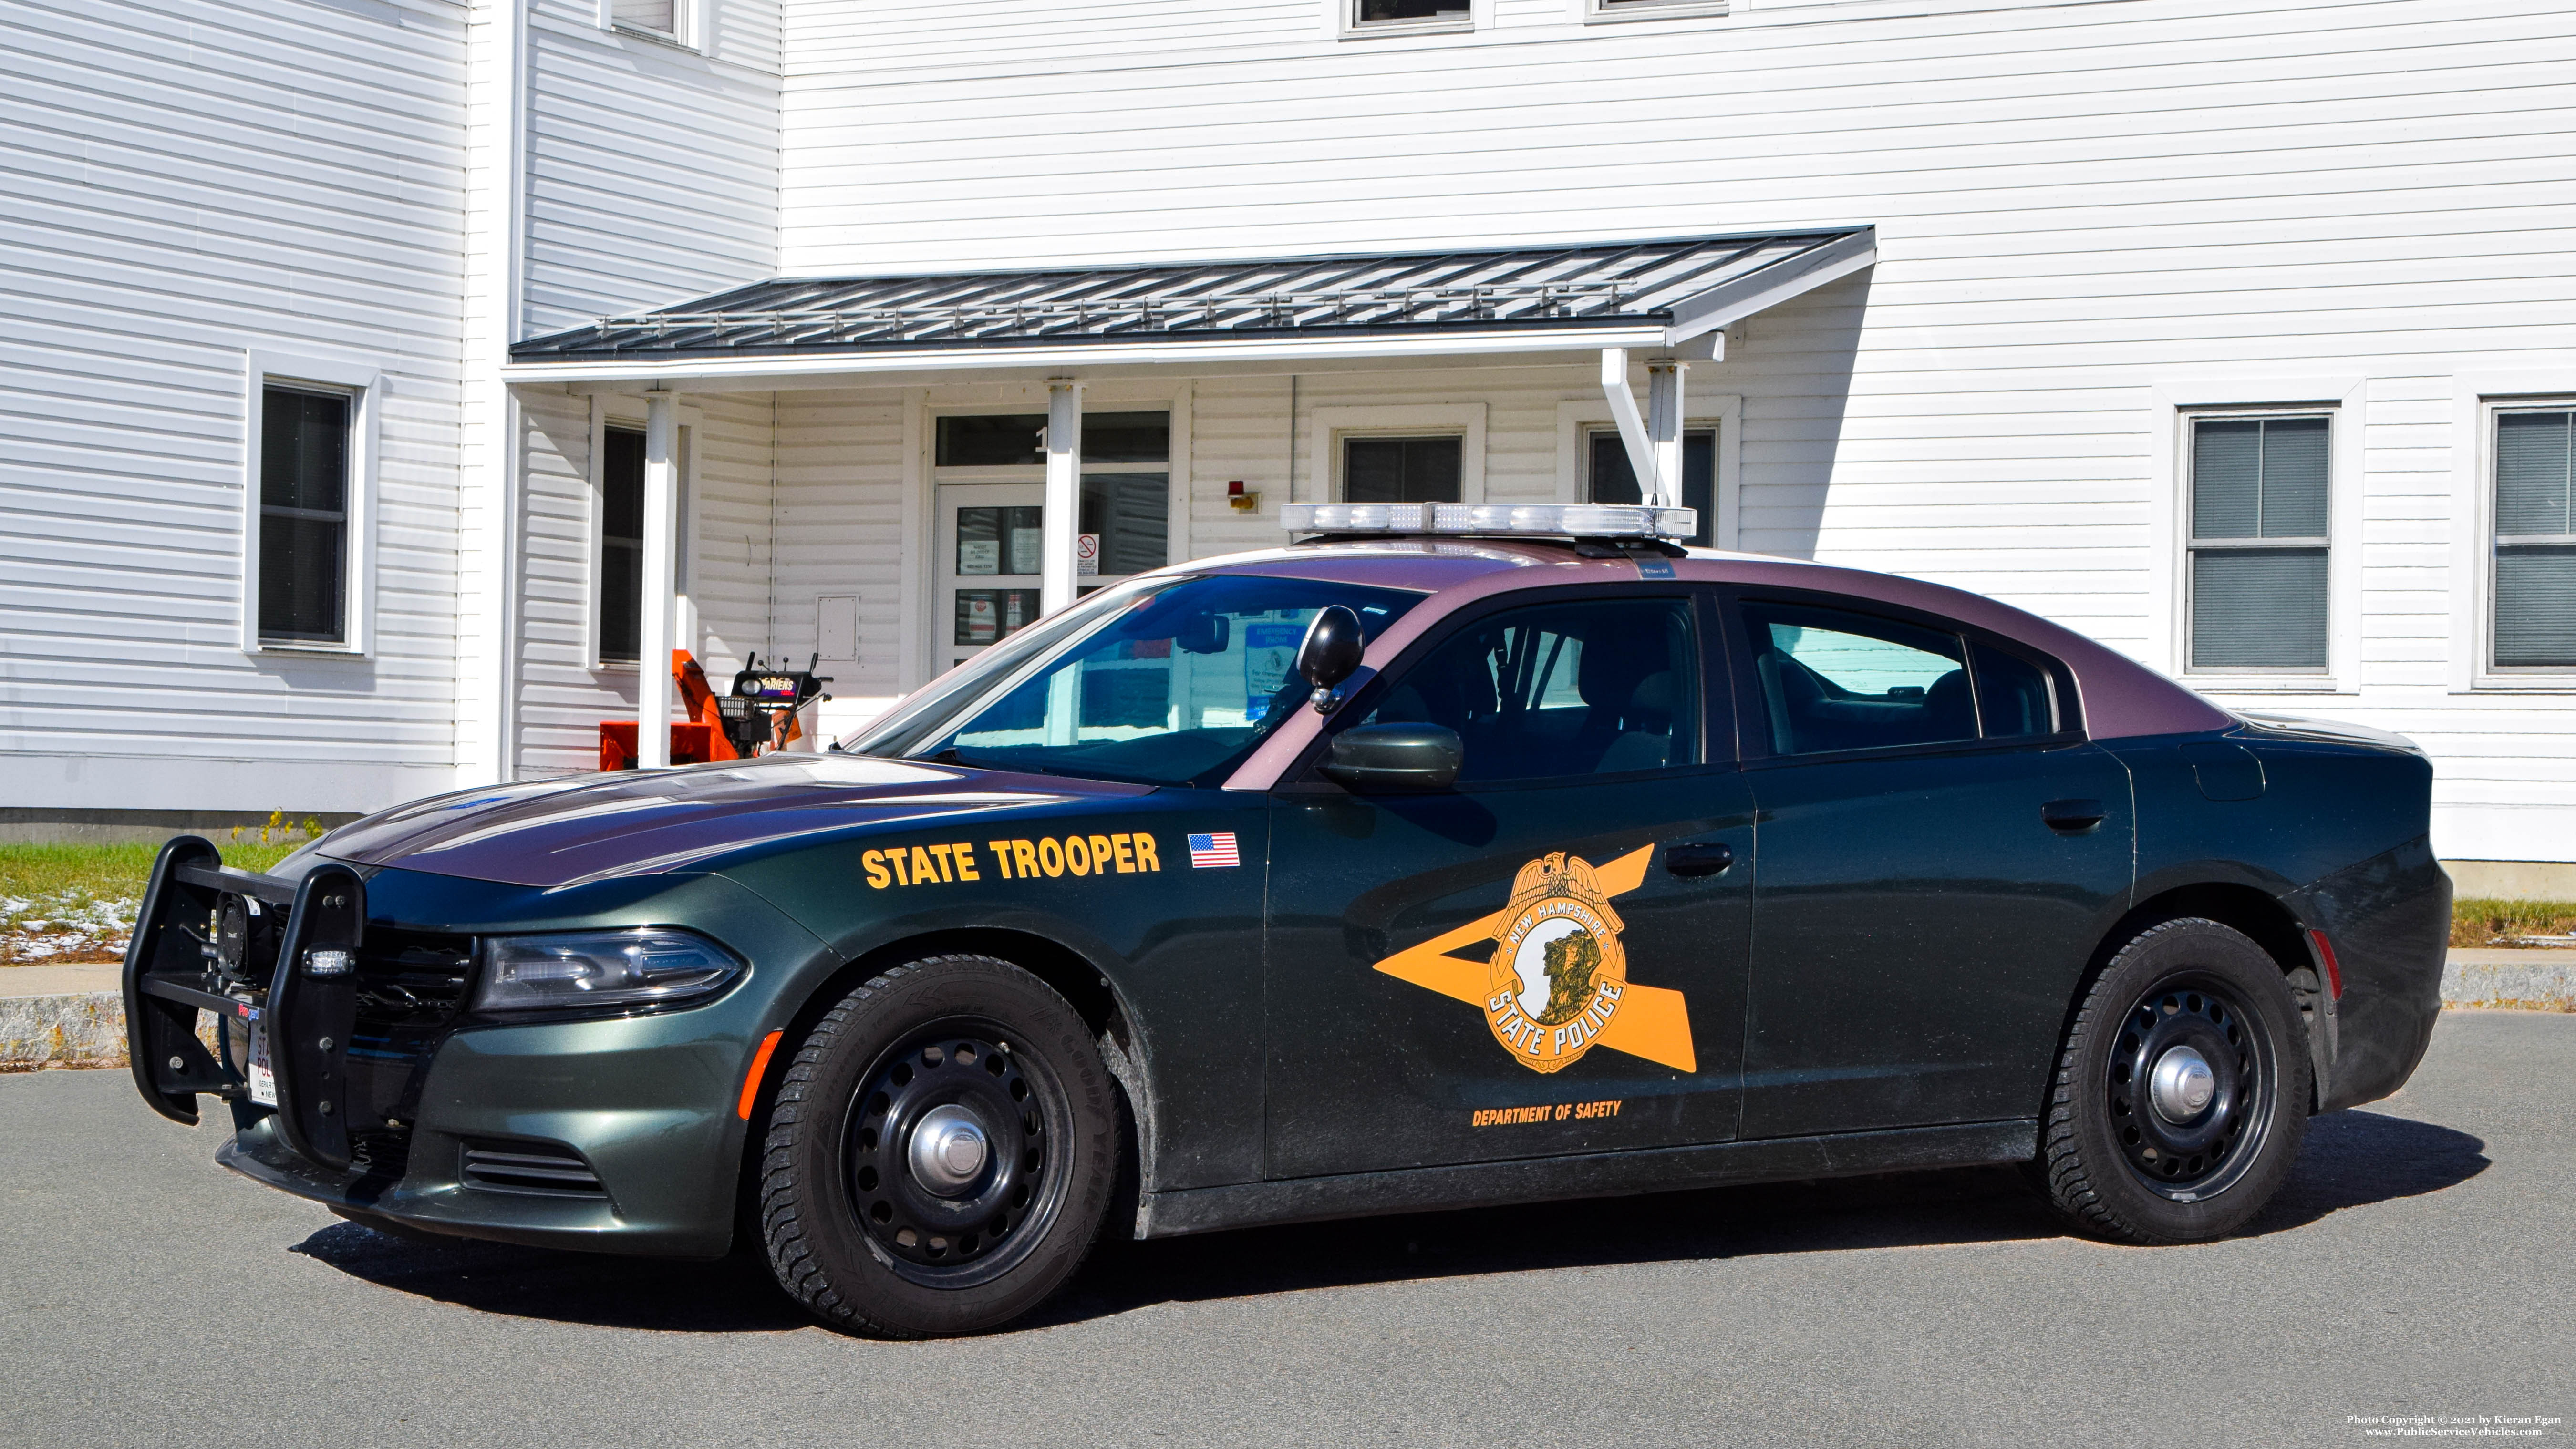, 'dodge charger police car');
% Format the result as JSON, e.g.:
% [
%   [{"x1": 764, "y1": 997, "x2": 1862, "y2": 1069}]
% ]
[{"x1": 122, "y1": 502, "x2": 2450, "y2": 1337}]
